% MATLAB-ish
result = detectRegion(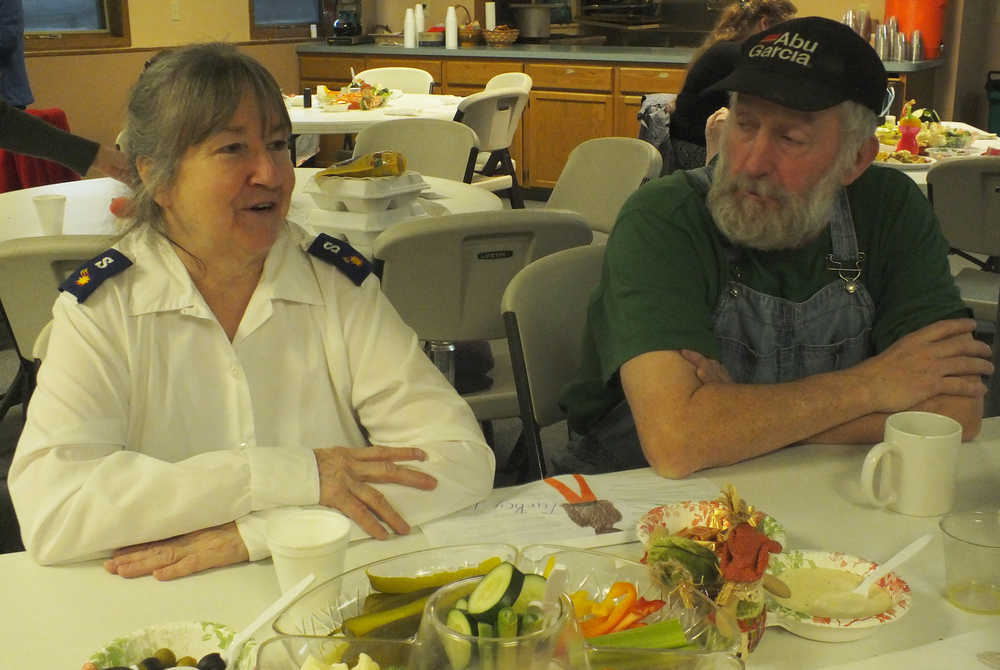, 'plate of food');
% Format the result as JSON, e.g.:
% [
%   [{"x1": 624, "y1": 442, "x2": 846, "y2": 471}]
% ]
[
  {"x1": 87, "y1": 621, "x2": 256, "y2": 670},
  {"x1": 873, "y1": 150, "x2": 935, "y2": 170},
  {"x1": 636, "y1": 497, "x2": 786, "y2": 548},
  {"x1": 765, "y1": 549, "x2": 912, "y2": 642}
]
